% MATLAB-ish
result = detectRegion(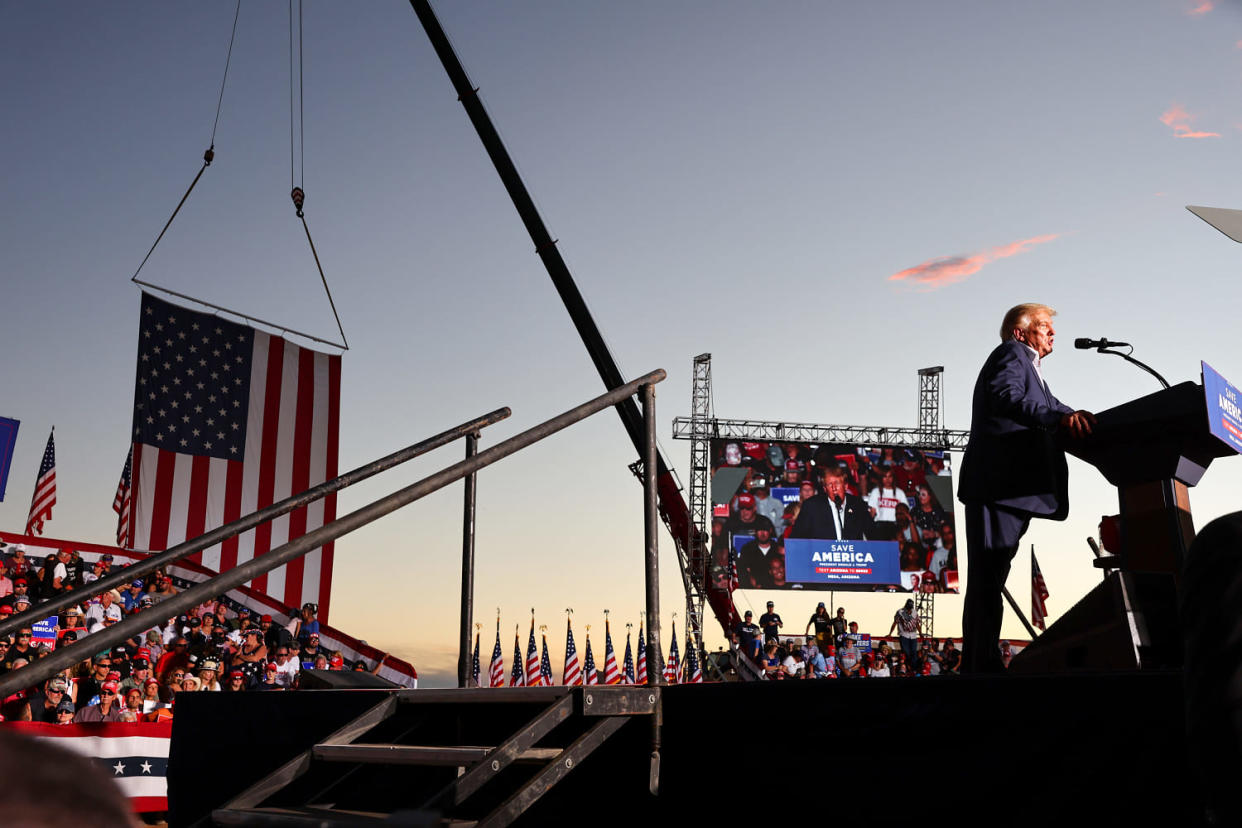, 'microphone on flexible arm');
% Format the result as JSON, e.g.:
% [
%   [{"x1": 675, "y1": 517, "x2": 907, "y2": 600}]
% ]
[
  {"x1": 1075, "y1": 336, "x2": 1170, "y2": 389},
  {"x1": 1074, "y1": 337, "x2": 1130, "y2": 351}
]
